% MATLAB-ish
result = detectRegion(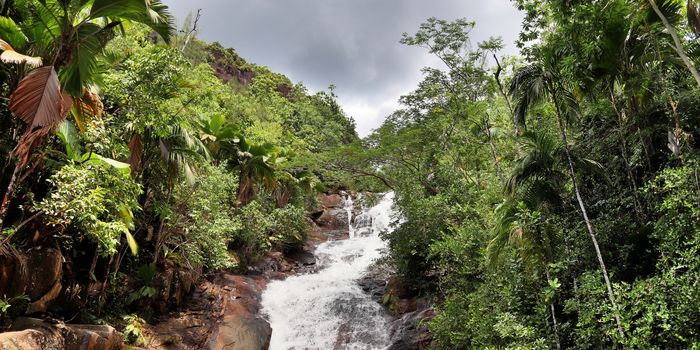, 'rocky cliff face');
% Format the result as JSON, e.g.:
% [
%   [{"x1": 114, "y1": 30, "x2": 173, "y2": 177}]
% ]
[{"x1": 205, "y1": 42, "x2": 294, "y2": 99}]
